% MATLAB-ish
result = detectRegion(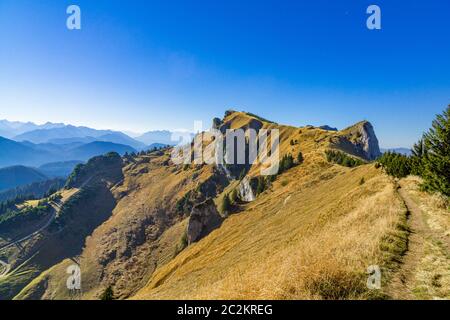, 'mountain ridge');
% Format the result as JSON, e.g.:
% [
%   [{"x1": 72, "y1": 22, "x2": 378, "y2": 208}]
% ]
[{"x1": 1, "y1": 110, "x2": 393, "y2": 300}]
